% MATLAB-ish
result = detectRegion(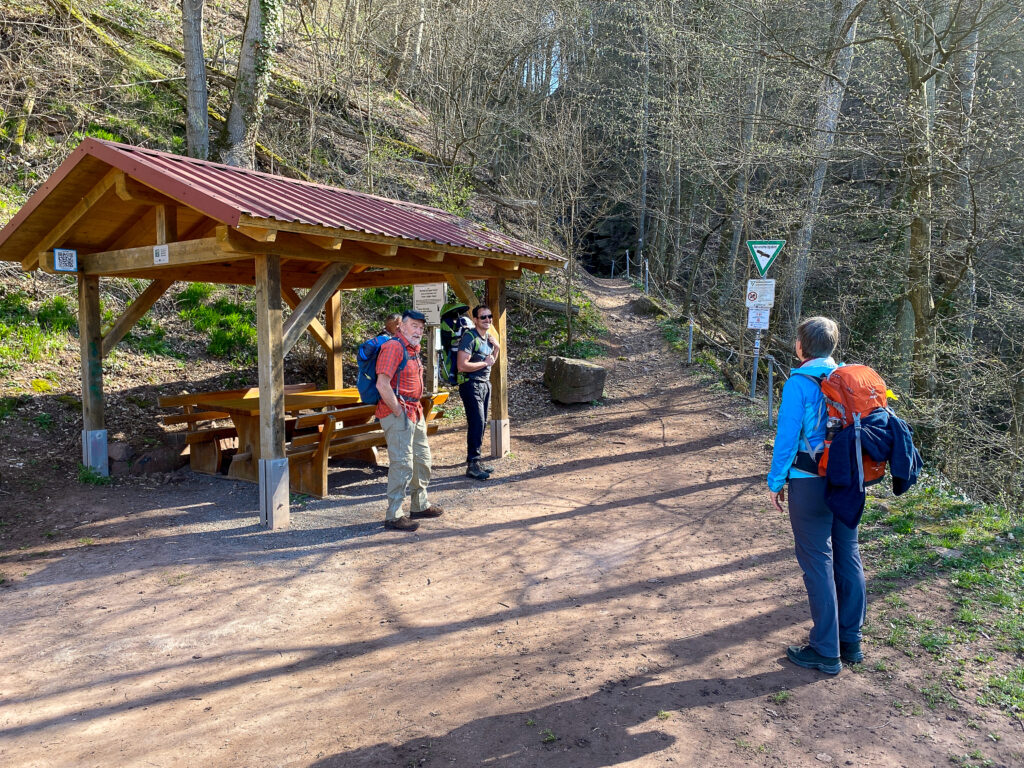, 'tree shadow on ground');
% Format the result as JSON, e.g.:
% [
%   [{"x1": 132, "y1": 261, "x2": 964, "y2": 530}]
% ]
[{"x1": 307, "y1": 667, "x2": 806, "y2": 767}]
